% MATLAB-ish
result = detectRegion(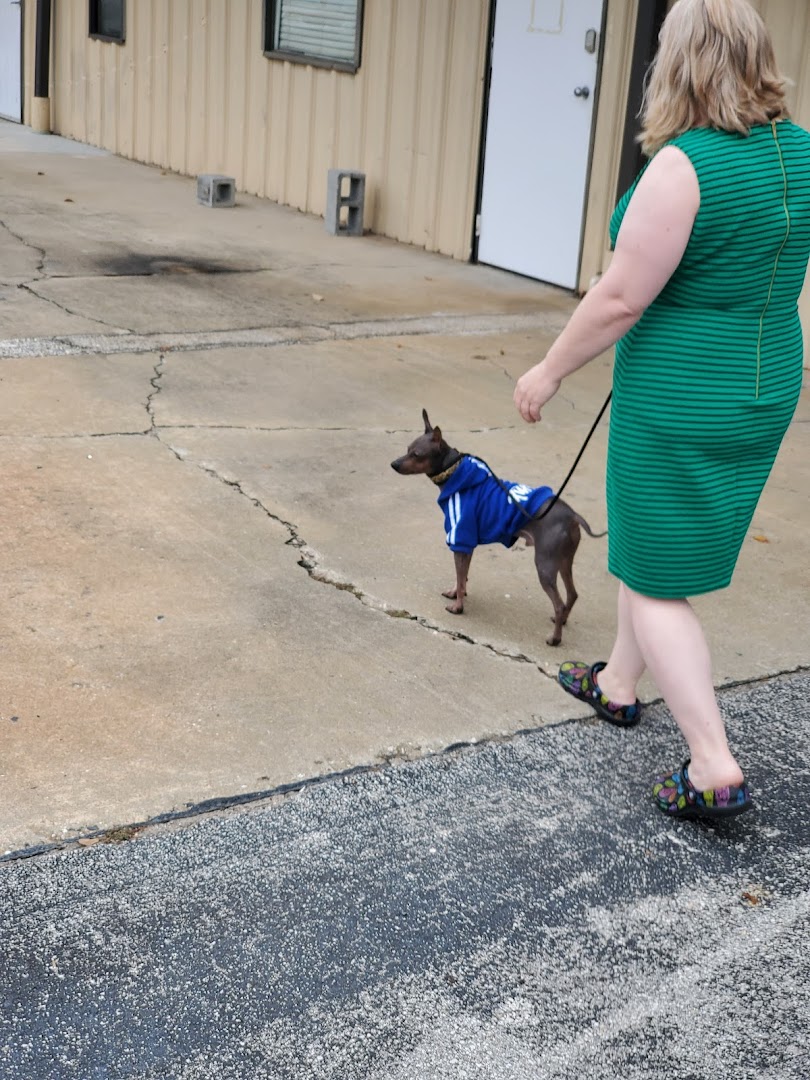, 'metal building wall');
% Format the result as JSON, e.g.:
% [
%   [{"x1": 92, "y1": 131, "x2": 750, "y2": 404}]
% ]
[{"x1": 39, "y1": 0, "x2": 489, "y2": 261}]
